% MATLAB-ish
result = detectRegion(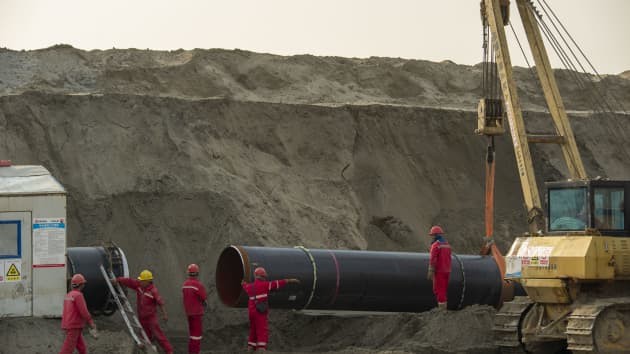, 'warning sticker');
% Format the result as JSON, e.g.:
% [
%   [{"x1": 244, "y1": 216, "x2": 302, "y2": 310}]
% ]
[
  {"x1": 521, "y1": 246, "x2": 553, "y2": 268},
  {"x1": 33, "y1": 218, "x2": 66, "y2": 267},
  {"x1": 4, "y1": 260, "x2": 21, "y2": 281}
]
